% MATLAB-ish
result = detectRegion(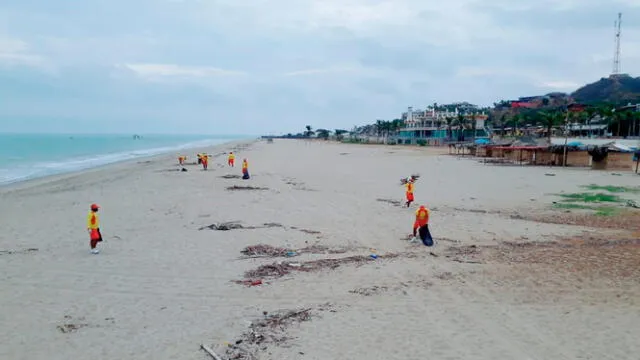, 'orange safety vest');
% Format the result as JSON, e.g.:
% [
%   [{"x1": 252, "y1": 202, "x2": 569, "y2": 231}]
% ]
[
  {"x1": 405, "y1": 182, "x2": 414, "y2": 193},
  {"x1": 415, "y1": 207, "x2": 429, "y2": 227}
]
